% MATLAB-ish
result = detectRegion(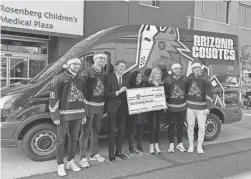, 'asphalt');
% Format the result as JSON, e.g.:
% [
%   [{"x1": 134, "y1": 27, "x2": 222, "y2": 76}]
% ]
[{"x1": 19, "y1": 138, "x2": 251, "y2": 179}]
